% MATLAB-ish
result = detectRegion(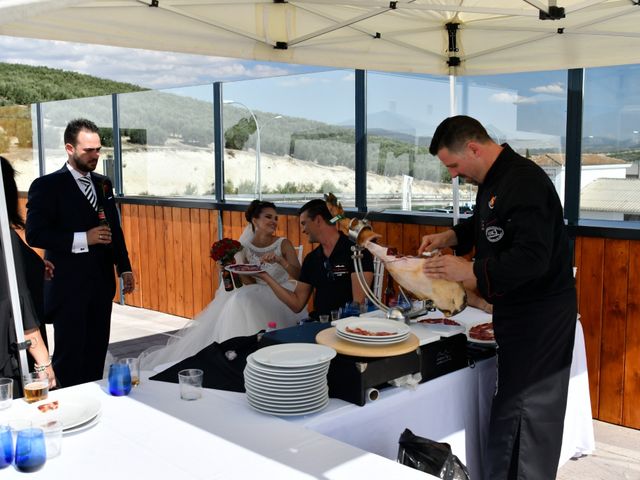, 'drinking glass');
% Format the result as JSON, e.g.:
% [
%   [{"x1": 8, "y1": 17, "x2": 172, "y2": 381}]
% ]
[
  {"x1": 118, "y1": 358, "x2": 140, "y2": 387},
  {"x1": 0, "y1": 425, "x2": 12, "y2": 469},
  {"x1": 0, "y1": 378, "x2": 12, "y2": 410},
  {"x1": 14, "y1": 427, "x2": 46, "y2": 472},
  {"x1": 178, "y1": 369, "x2": 203, "y2": 401},
  {"x1": 39, "y1": 420, "x2": 63, "y2": 459},
  {"x1": 108, "y1": 363, "x2": 132, "y2": 396},
  {"x1": 22, "y1": 372, "x2": 49, "y2": 404},
  {"x1": 330, "y1": 309, "x2": 341, "y2": 322},
  {"x1": 318, "y1": 314, "x2": 329, "y2": 324}
]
